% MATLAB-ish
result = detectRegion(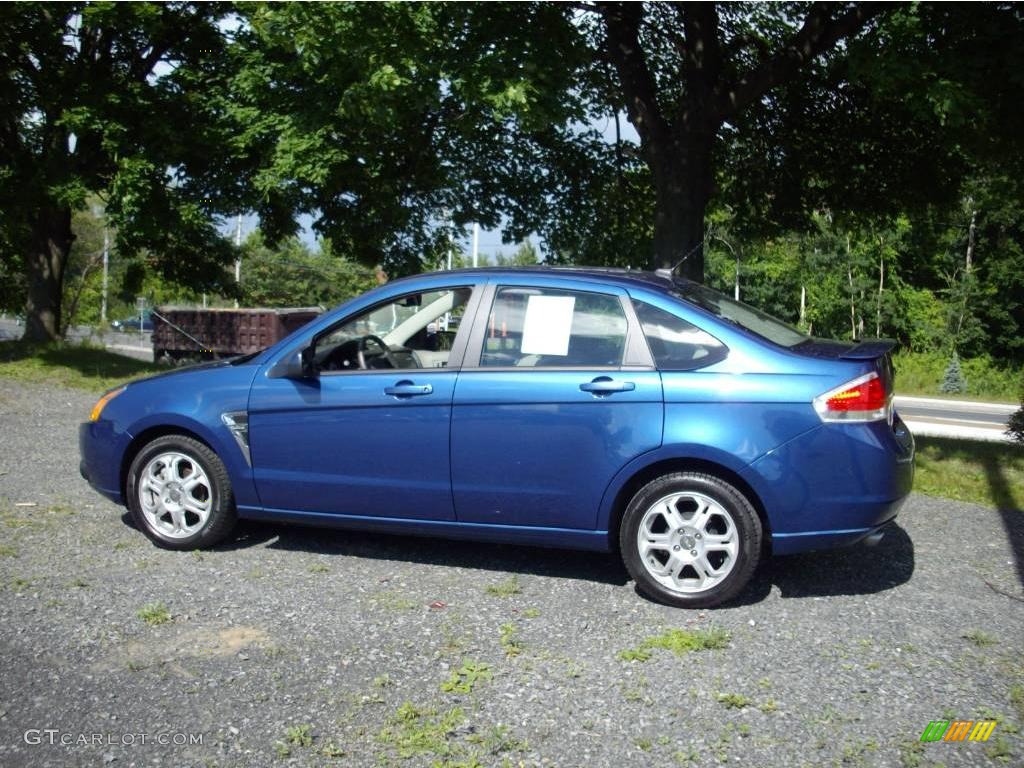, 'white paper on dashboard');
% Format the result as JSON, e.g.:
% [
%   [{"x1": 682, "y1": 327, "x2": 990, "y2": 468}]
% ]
[{"x1": 521, "y1": 295, "x2": 575, "y2": 356}]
